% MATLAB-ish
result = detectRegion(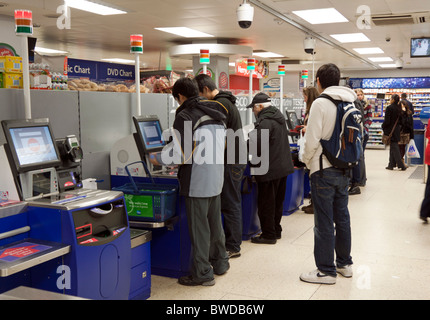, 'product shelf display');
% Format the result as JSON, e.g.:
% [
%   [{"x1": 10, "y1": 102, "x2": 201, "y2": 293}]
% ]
[
  {"x1": 364, "y1": 88, "x2": 430, "y2": 116},
  {"x1": 367, "y1": 119, "x2": 385, "y2": 149},
  {"x1": 350, "y1": 77, "x2": 430, "y2": 117}
]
